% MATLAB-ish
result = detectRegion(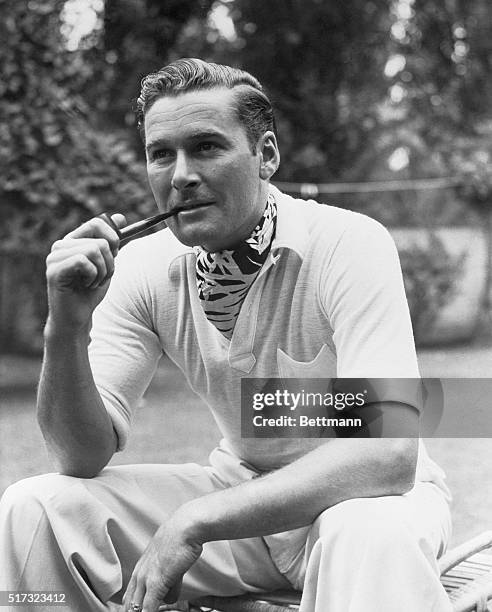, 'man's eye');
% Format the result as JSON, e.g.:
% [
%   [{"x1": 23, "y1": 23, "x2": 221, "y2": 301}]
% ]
[
  {"x1": 152, "y1": 149, "x2": 173, "y2": 160},
  {"x1": 197, "y1": 142, "x2": 219, "y2": 153}
]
